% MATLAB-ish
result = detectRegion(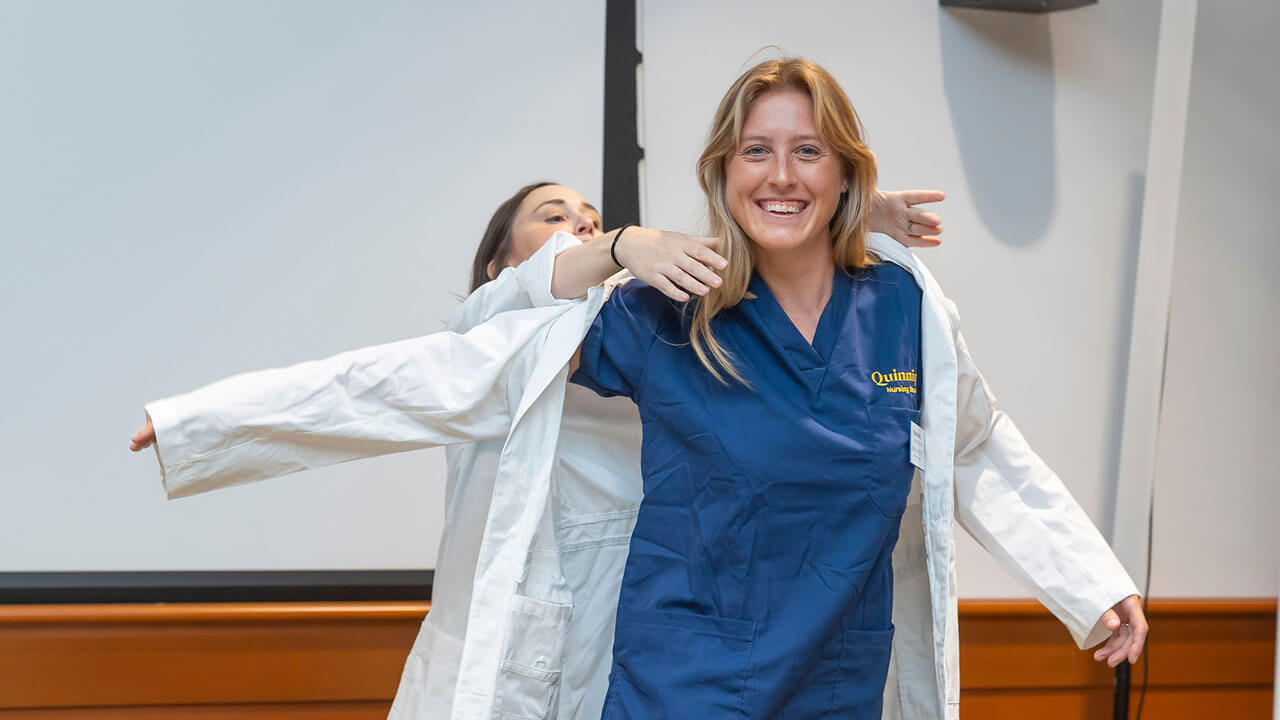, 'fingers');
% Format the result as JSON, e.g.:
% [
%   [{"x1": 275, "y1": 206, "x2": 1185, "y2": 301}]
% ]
[
  {"x1": 1130, "y1": 620, "x2": 1149, "y2": 664},
  {"x1": 898, "y1": 189, "x2": 946, "y2": 206},
  {"x1": 1107, "y1": 624, "x2": 1134, "y2": 667},
  {"x1": 678, "y1": 255, "x2": 723, "y2": 292},
  {"x1": 129, "y1": 429, "x2": 154, "y2": 452},
  {"x1": 130, "y1": 419, "x2": 156, "y2": 452},
  {"x1": 1092, "y1": 596, "x2": 1150, "y2": 667},
  {"x1": 650, "y1": 274, "x2": 691, "y2": 303},
  {"x1": 663, "y1": 238, "x2": 725, "y2": 301},
  {"x1": 667, "y1": 264, "x2": 710, "y2": 297},
  {"x1": 1101, "y1": 608, "x2": 1121, "y2": 631},
  {"x1": 687, "y1": 242, "x2": 728, "y2": 271},
  {"x1": 908, "y1": 209, "x2": 942, "y2": 228},
  {"x1": 1122, "y1": 596, "x2": 1149, "y2": 663},
  {"x1": 1092, "y1": 623, "x2": 1132, "y2": 667},
  {"x1": 902, "y1": 235, "x2": 942, "y2": 249},
  {"x1": 1092, "y1": 621, "x2": 1123, "y2": 662}
]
